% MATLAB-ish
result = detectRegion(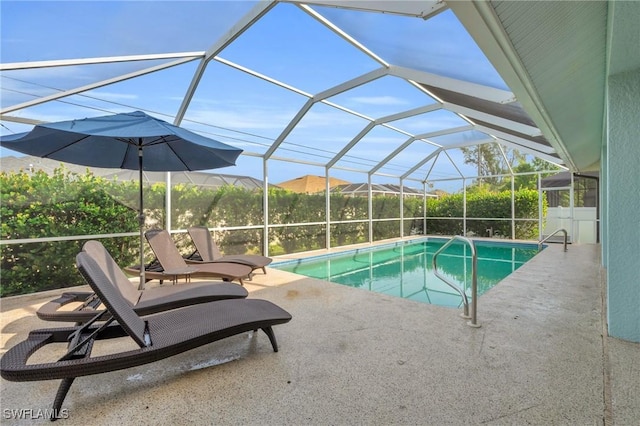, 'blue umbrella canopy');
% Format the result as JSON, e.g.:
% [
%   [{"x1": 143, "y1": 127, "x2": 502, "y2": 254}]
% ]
[
  {"x1": 0, "y1": 111, "x2": 243, "y2": 289},
  {"x1": 0, "y1": 110, "x2": 242, "y2": 170}
]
